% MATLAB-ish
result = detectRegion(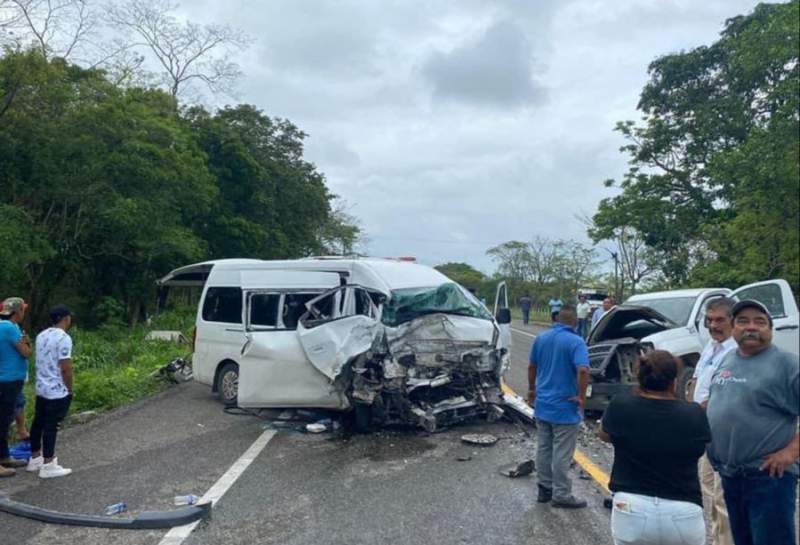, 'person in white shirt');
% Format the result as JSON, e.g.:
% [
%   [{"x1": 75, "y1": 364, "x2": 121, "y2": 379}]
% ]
[
  {"x1": 575, "y1": 295, "x2": 592, "y2": 339},
  {"x1": 26, "y1": 305, "x2": 74, "y2": 479},
  {"x1": 692, "y1": 297, "x2": 737, "y2": 545}
]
